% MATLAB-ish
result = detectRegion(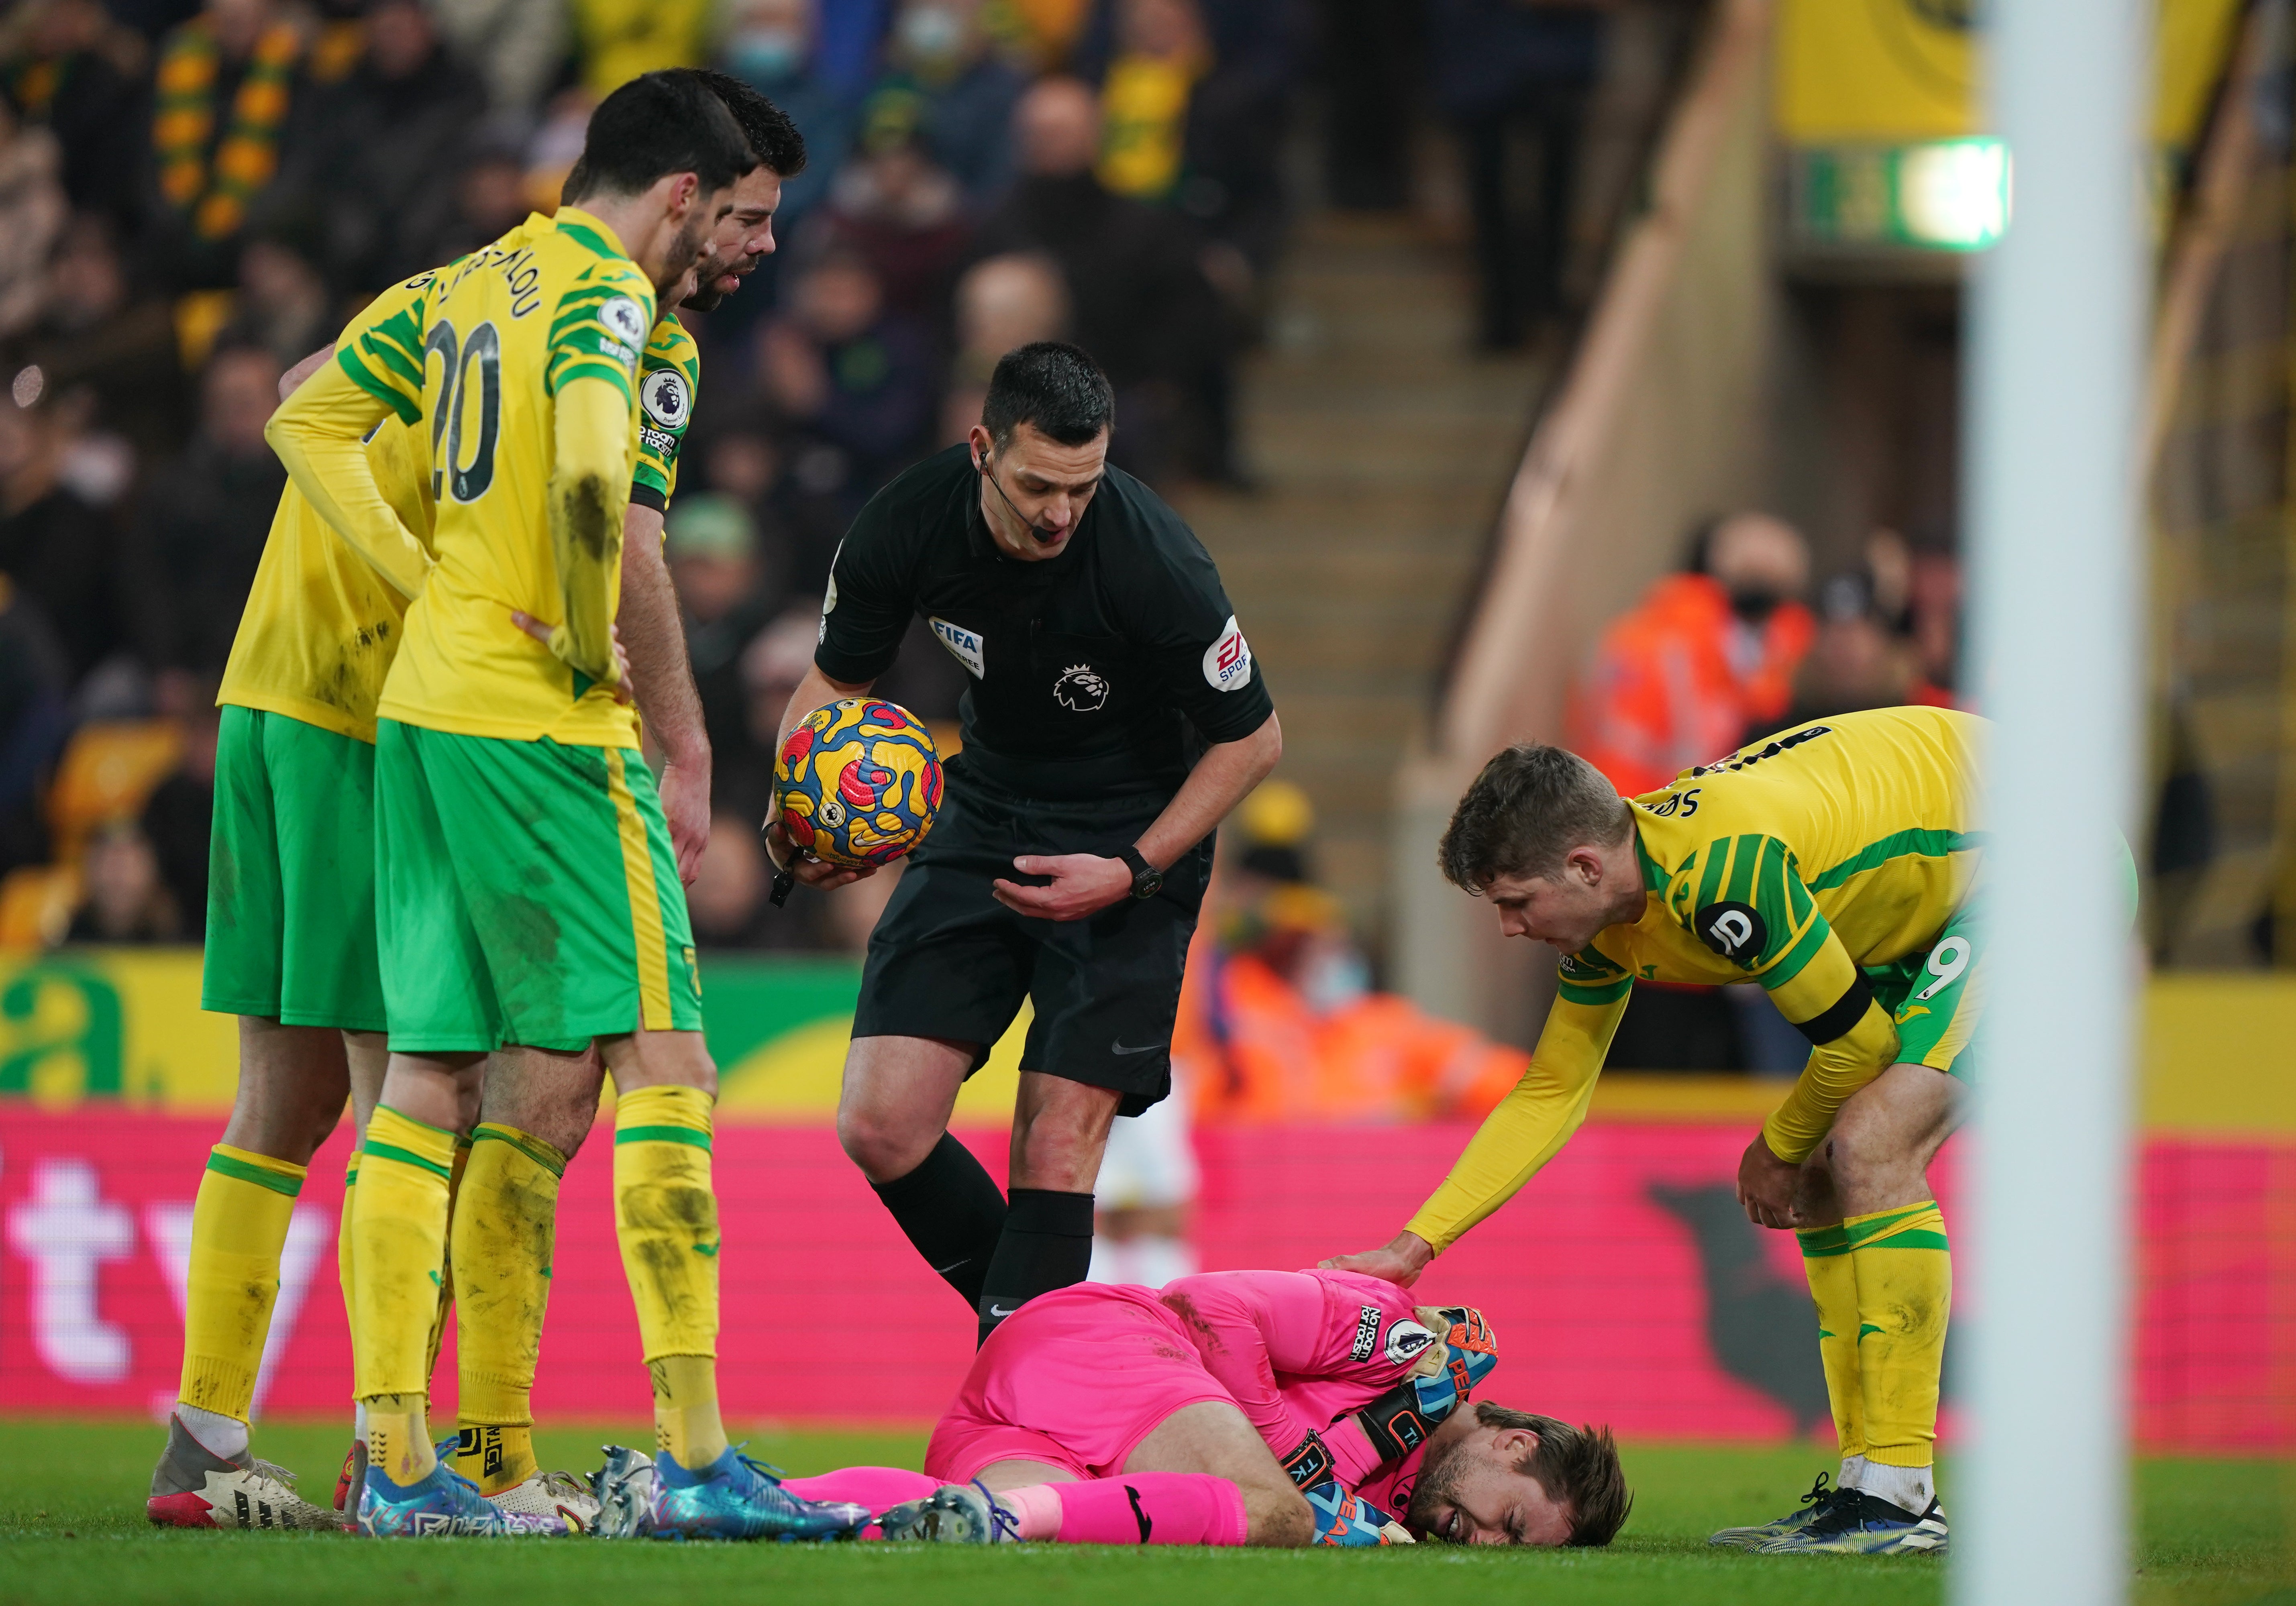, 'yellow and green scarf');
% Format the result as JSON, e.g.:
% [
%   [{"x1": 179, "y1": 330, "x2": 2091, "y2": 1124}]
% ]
[{"x1": 153, "y1": 18, "x2": 301, "y2": 240}]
